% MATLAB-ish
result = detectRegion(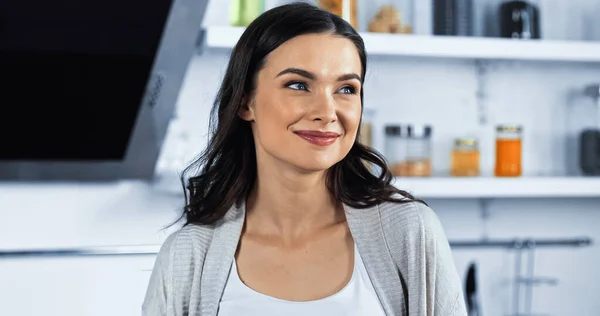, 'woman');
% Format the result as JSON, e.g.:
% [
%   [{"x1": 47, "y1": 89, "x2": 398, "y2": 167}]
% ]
[{"x1": 143, "y1": 3, "x2": 466, "y2": 316}]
